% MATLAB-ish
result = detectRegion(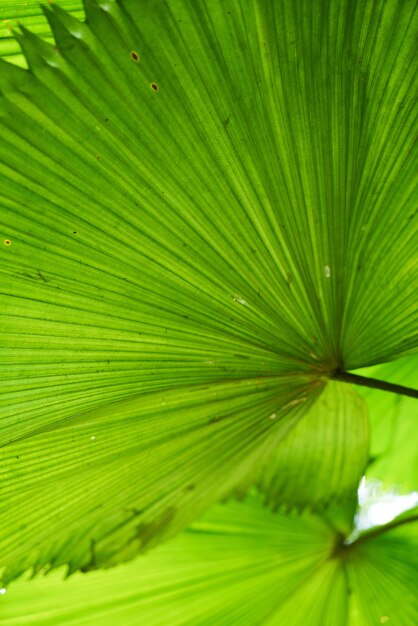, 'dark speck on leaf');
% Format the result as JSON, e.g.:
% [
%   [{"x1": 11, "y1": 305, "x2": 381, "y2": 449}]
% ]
[
  {"x1": 209, "y1": 415, "x2": 227, "y2": 424},
  {"x1": 136, "y1": 507, "x2": 176, "y2": 549},
  {"x1": 37, "y1": 270, "x2": 49, "y2": 283},
  {"x1": 4, "y1": 239, "x2": 11, "y2": 246},
  {"x1": 130, "y1": 51, "x2": 140, "y2": 62},
  {"x1": 150, "y1": 82, "x2": 159, "y2": 92}
]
